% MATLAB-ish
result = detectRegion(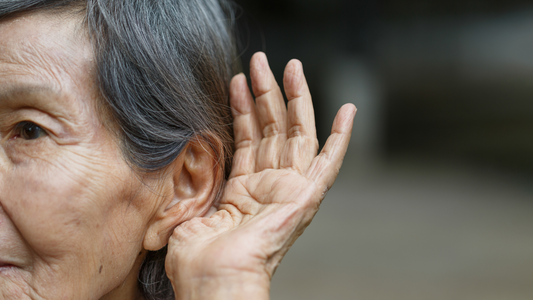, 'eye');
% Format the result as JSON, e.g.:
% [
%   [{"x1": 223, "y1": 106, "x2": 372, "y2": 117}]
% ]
[{"x1": 14, "y1": 121, "x2": 48, "y2": 140}]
